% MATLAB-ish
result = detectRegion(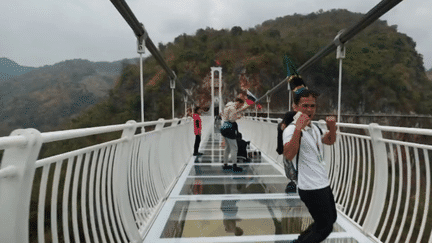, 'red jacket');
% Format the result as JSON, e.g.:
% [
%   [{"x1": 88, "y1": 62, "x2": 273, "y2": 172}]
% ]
[{"x1": 193, "y1": 114, "x2": 202, "y2": 135}]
